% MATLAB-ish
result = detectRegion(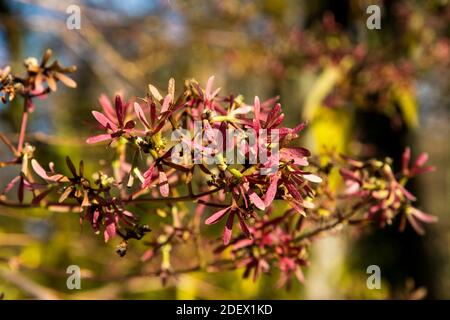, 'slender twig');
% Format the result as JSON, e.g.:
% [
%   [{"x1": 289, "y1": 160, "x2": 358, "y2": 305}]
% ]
[
  {"x1": 16, "y1": 98, "x2": 29, "y2": 154},
  {"x1": 127, "y1": 186, "x2": 223, "y2": 203},
  {"x1": 294, "y1": 210, "x2": 360, "y2": 243},
  {"x1": 0, "y1": 187, "x2": 224, "y2": 210},
  {"x1": 0, "y1": 267, "x2": 60, "y2": 300},
  {"x1": 0, "y1": 132, "x2": 17, "y2": 155}
]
